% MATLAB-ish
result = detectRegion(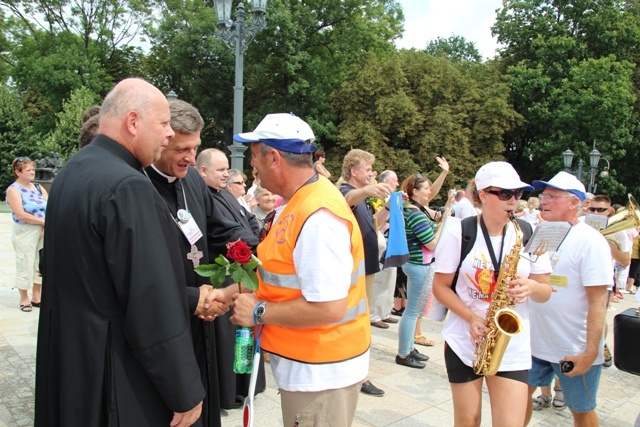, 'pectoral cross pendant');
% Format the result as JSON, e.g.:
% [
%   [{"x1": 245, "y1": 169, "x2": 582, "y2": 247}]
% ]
[{"x1": 187, "y1": 245, "x2": 203, "y2": 268}]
